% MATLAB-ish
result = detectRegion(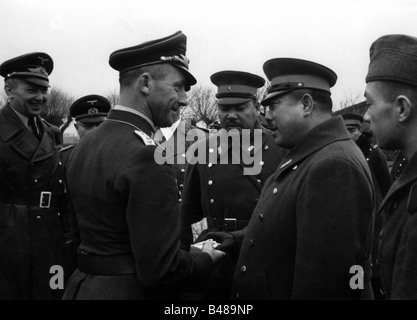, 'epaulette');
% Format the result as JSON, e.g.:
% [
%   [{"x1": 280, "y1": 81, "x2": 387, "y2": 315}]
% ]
[{"x1": 59, "y1": 144, "x2": 75, "y2": 152}]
